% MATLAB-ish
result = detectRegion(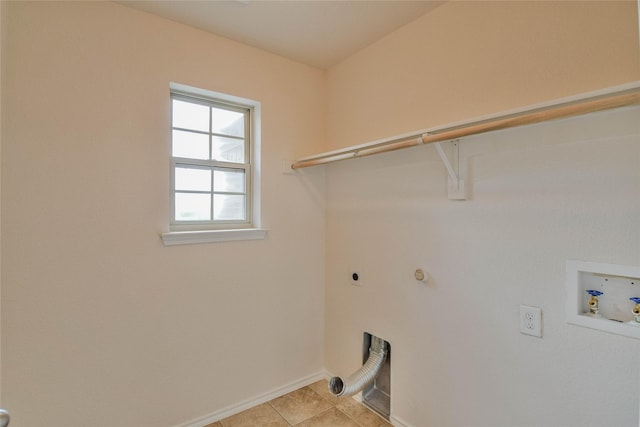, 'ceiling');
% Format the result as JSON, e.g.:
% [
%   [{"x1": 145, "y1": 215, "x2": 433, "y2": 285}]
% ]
[{"x1": 117, "y1": 0, "x2": 445, "y2": 69}]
